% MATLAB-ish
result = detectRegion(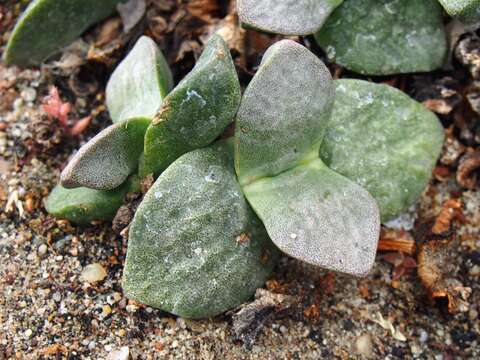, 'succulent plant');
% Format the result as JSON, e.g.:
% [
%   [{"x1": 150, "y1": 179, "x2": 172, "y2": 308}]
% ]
[
  {"x1": 315, "y1": 0, "x2": 447, "y2": 75},
  {"x1": 238, "y1": 0, "x2": 448, "y2": 75},
  {"x1": 438, "y1": 0, "x2": 480, "y2": 23},
  {"x1": 237, "y1": 0, "x2": 344, "y2": 36},
  {"x1": 4, "y1": 0, "x2": 125, "y2": 67},
  {"x1": 6, "y1": 1, "x2": 446, "y2": 318},
  {"x1": 123, "y1": 141, "x2": 278, "y2": 318}
]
